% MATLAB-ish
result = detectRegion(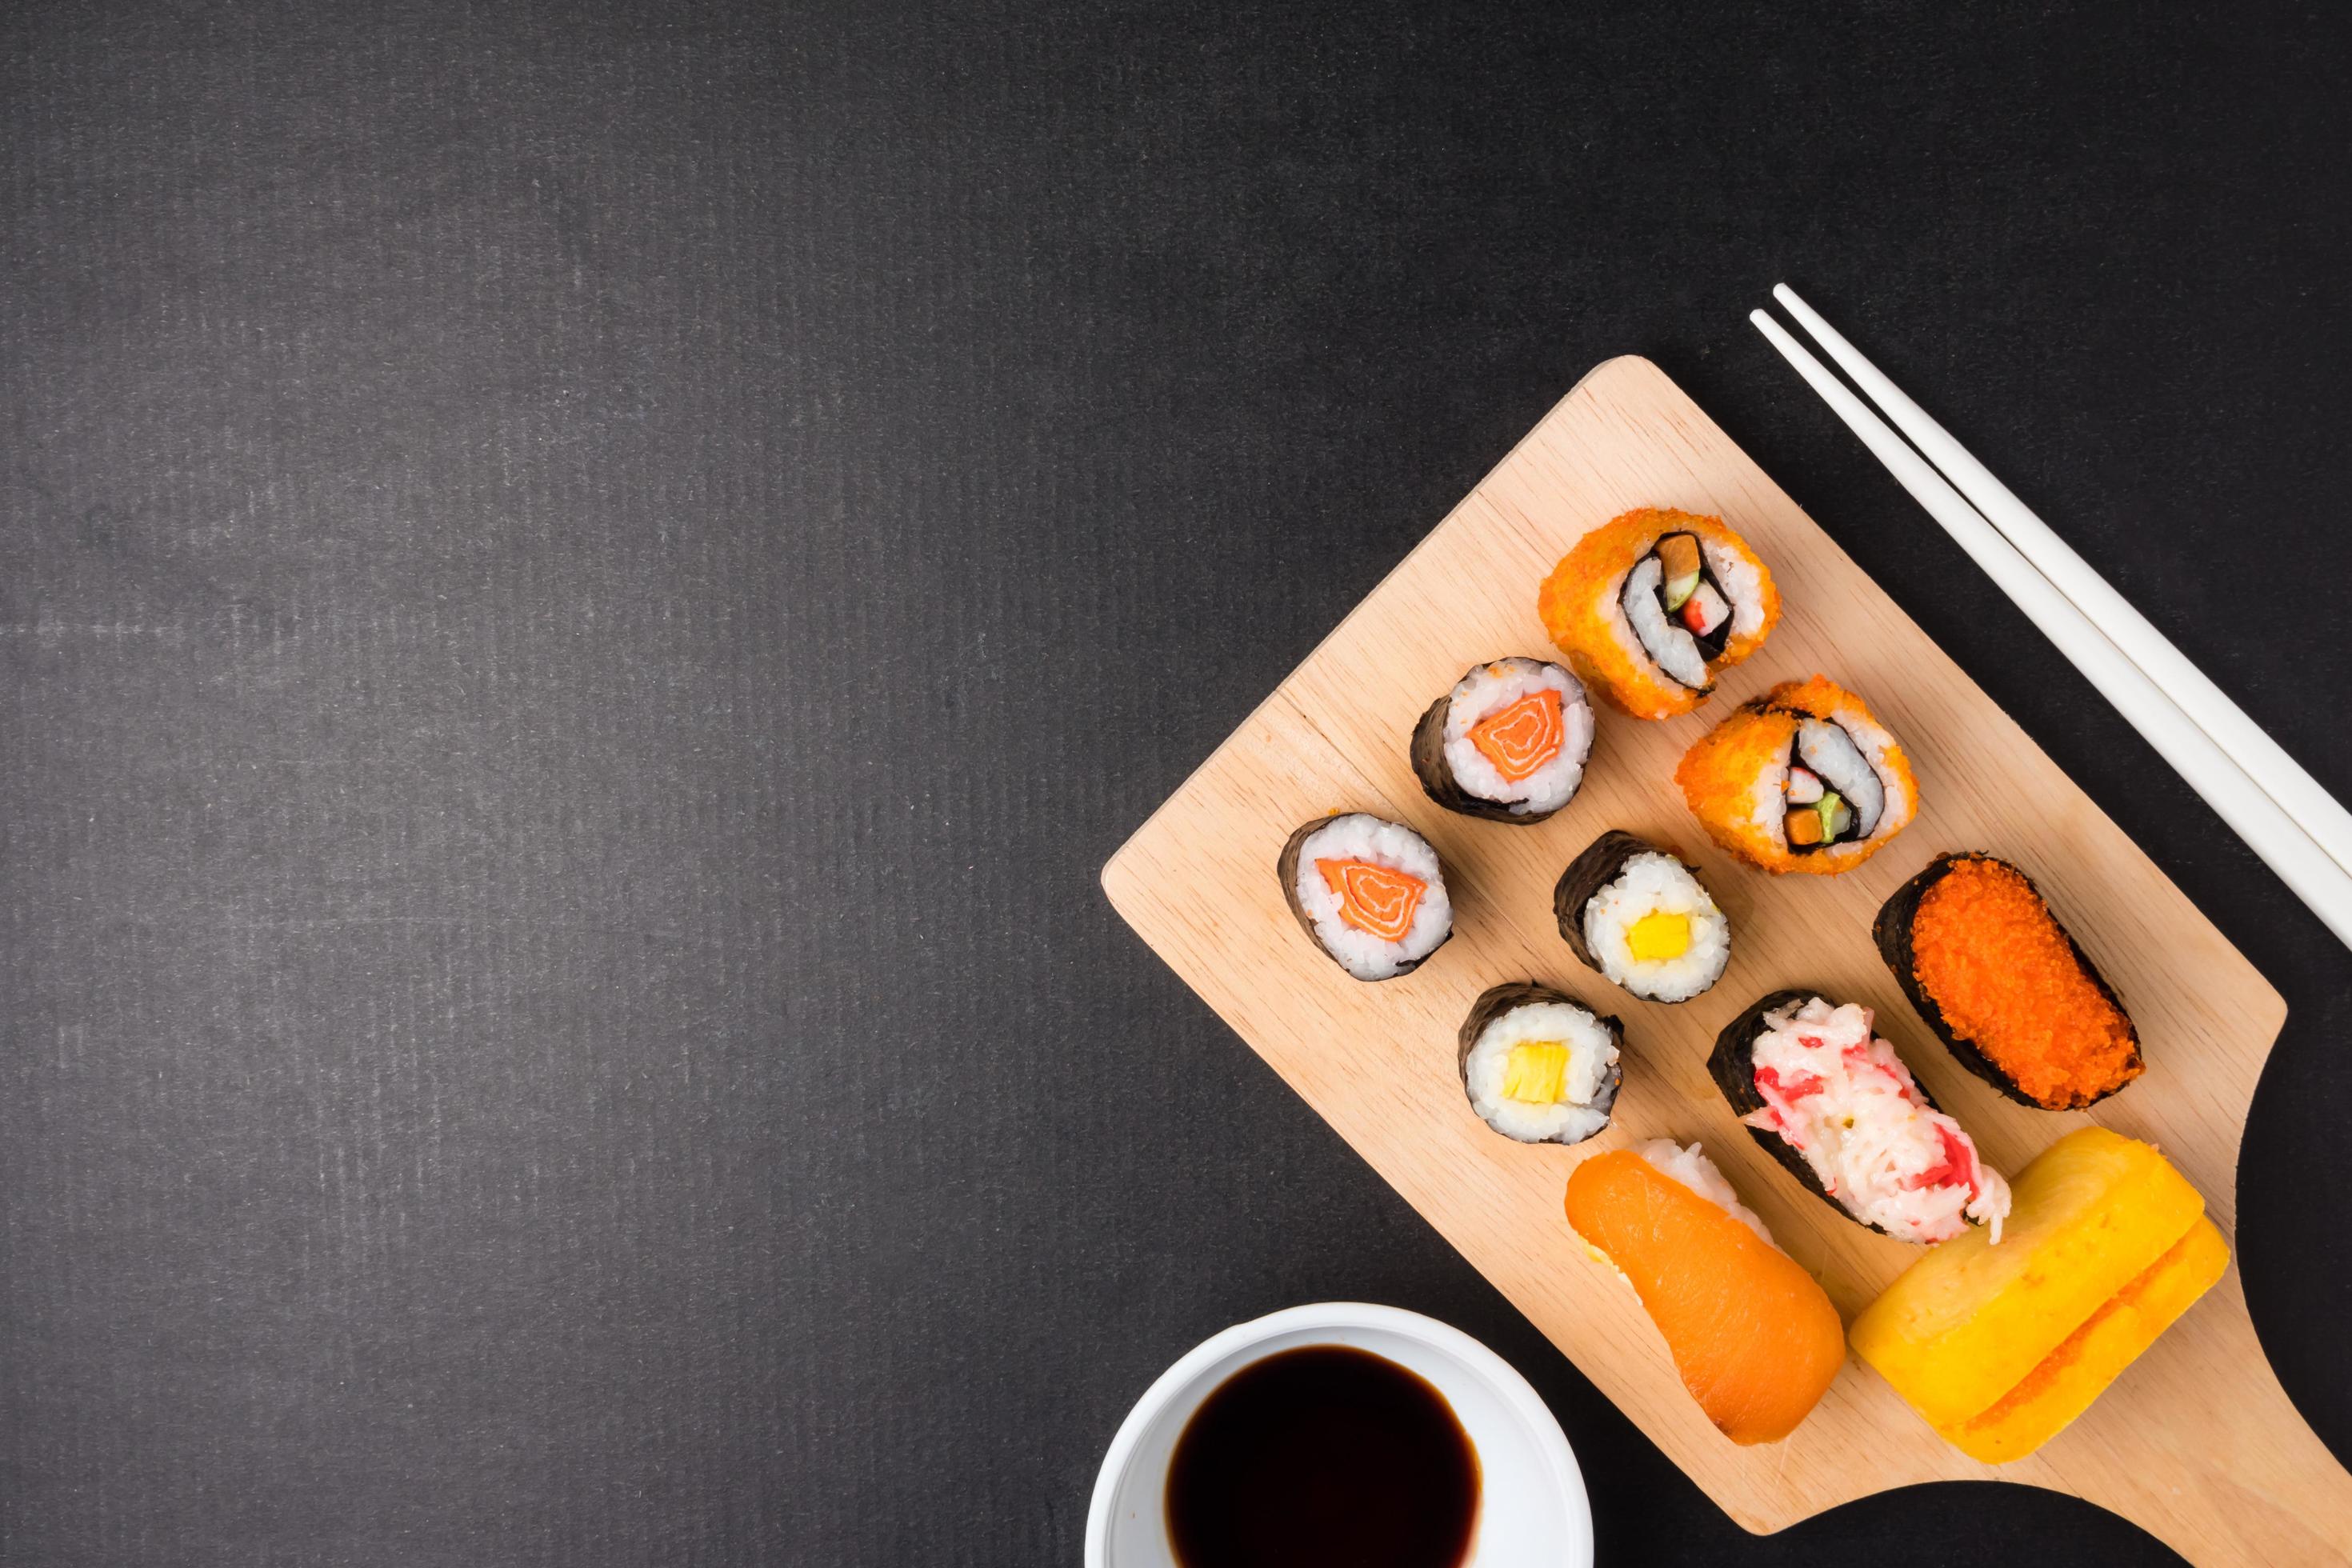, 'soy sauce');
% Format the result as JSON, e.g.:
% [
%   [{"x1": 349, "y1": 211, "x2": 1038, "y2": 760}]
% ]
[{"x1": 1165, "y1": 1345, "x2": 1479, "y2": 1568}]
